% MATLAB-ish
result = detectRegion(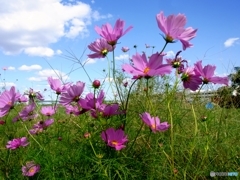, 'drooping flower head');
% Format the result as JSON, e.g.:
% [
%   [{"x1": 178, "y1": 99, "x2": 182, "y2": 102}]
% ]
[
  {"x1": 194, "y1": 60, "x2": 229, "y2": 86},
  {"x1": 181, "y1": 67, "x2": 202, "y2": 91},
  {"x1": 166, "y1": 51, "x2": 188, "y2": 74},
  {"x1": 121, "y1": 46, "x2": 129, "y2": 52},
  {"x1": 0, "y1": 86, "x2": 19, "y2": 117},
  {"x1": 88, "y1": 38, "x2": 114, "y2": 59},
  {"x1": 140, "y1": 112, "x2": 170, "y2": 133},
  {"x1": 101, "y1": 128, "x2": 128, "y2": 151},
  {"x1": 95, "y1": 19, "x2": 133, "y2": 46},
  {"x1": 6, "y1": 137, "x2": 29, "y2": 150},
  {"x1": 22, "y1": 161, "x2": 40, "y2": 177},
  {"x1": 48, "y1": 77, "x2": 70, "y2": 95},
  {"x1": 25, "y1": 88, "x2": 44, "y2": 103},
  {"x1": 59, "y1": 81, "x2": 85, "y2": 106},
  {"x1": 29, "y1": 119, "x2": 54, "y2": 135},
  {"x1": 156, "y1": 11, "x2": 197, "y2": 50},
  {"x1": 122, "y1": 52, "x2": 172, "y2": 79}
]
